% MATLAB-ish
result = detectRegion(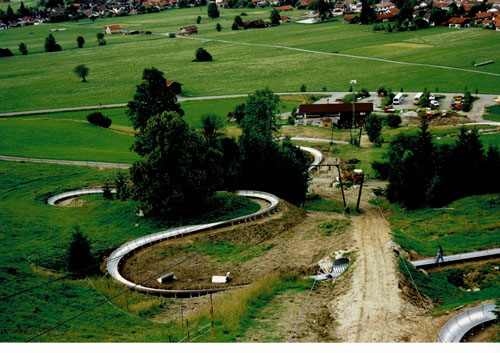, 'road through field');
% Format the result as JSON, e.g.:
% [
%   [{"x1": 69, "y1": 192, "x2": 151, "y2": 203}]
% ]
[{"x1": 172, "y1": 34, "x2": 500, "y2": 78}]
